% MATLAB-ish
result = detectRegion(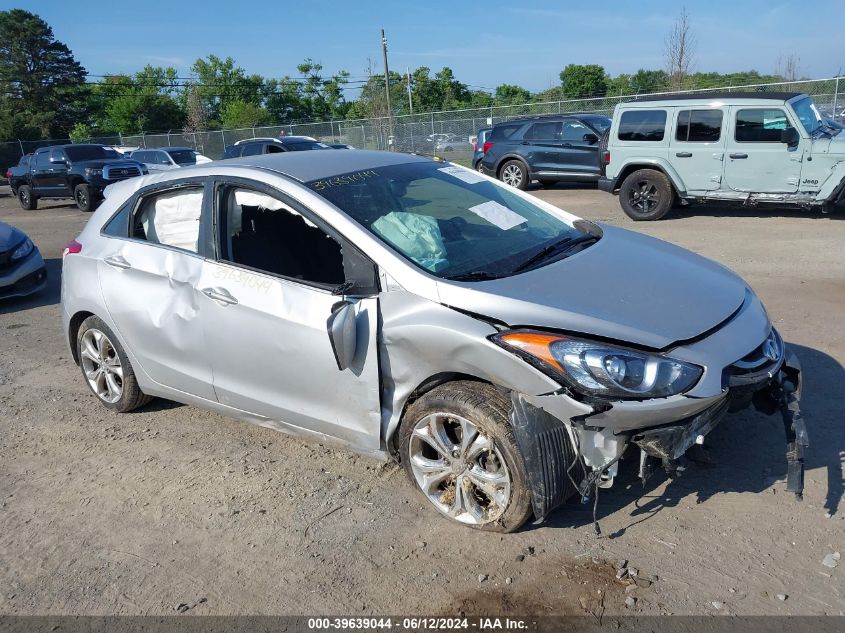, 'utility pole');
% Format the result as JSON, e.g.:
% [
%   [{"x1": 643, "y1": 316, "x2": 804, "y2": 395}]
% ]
[
  {"x1": 407, "y1": 67, "x2": 413, "y2": 114},
  {"x1": 381, "y1": 28, "x2": 394, "y2": 149}
]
